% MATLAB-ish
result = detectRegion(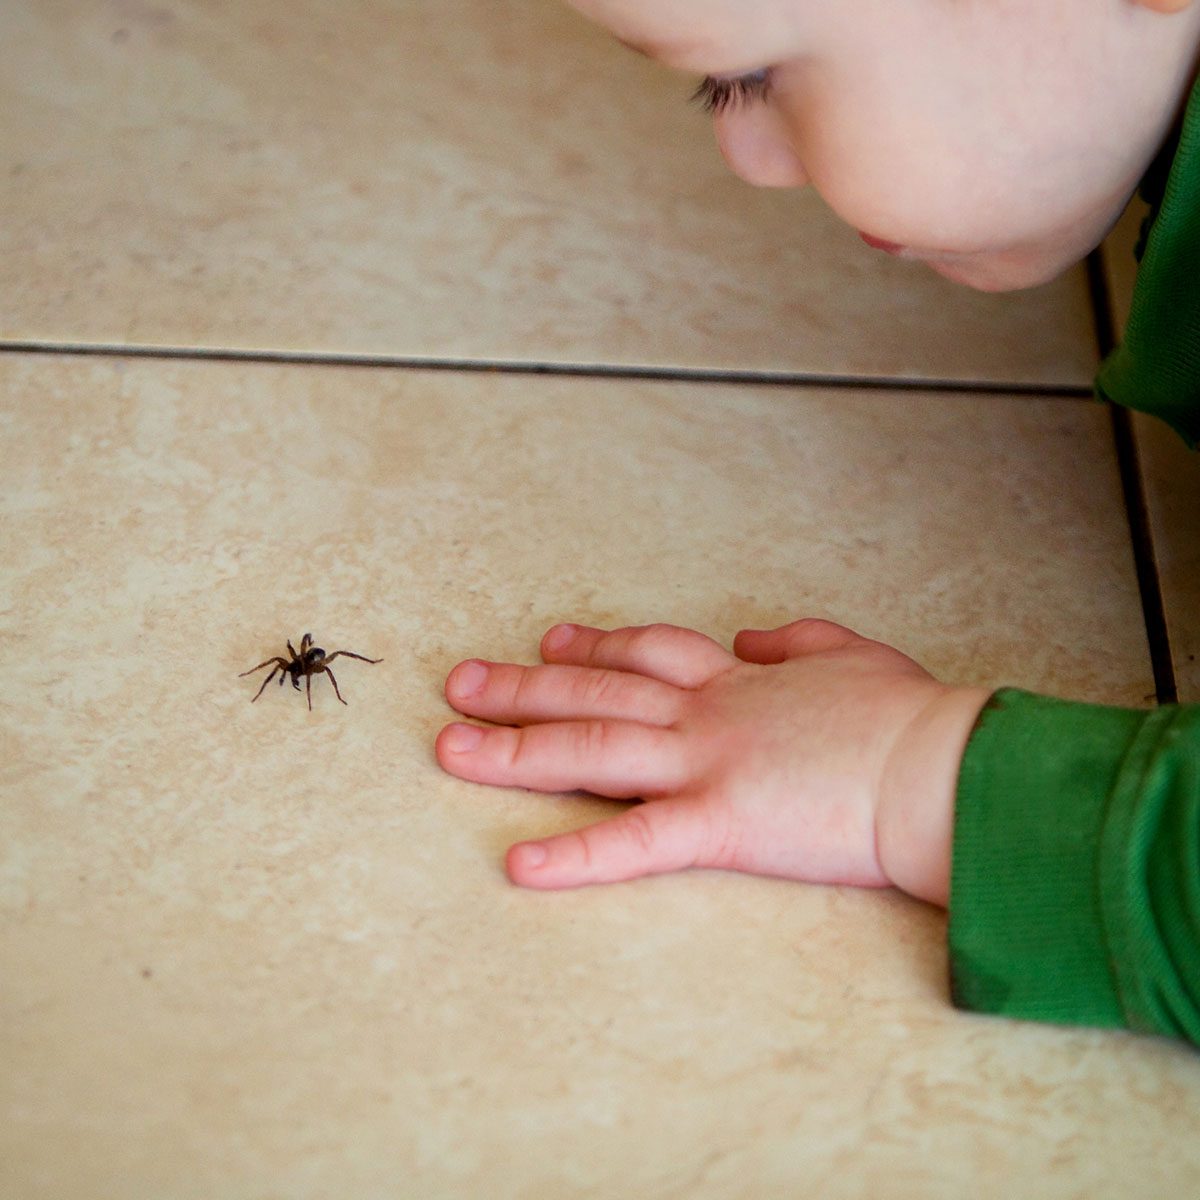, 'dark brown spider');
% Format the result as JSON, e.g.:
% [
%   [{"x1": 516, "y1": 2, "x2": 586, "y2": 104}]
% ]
[{"x1": 239, "y1": 632, "x2": 382, "y2": 710}]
